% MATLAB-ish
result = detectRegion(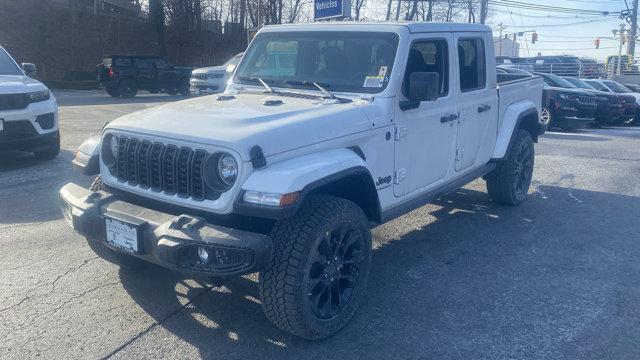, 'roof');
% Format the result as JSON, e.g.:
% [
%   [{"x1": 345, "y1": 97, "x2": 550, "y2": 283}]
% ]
[{"x1": 261, "y1": 21, "x2": 491, "y2": 34}]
